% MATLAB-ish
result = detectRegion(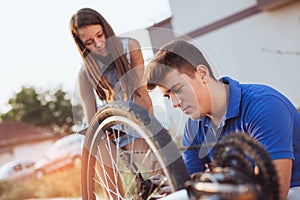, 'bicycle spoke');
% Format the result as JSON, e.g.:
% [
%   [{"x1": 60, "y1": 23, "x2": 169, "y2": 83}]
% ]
[
  {"x1": 95, "y1": 144, "x2": 123, "y2": 198},
  {"x1": 123, "y1": 150, "x2": 153, "y2": 196},
  {"x1": 105, "y1": 136, "x2": 122, "y2": 196}
]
